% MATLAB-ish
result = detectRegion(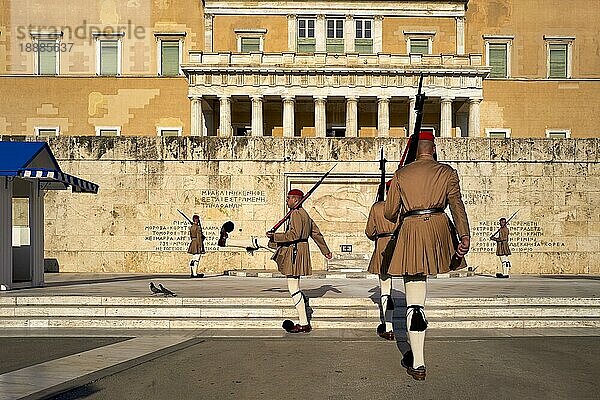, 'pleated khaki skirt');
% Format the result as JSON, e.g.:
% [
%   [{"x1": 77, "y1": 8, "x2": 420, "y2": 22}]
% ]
[
  {"x1": 367, "y1": 236, "x2": 395, "y2": 275},
  {"x1": 387, "y1": 213, "x2": 463, "y2": 276}
]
